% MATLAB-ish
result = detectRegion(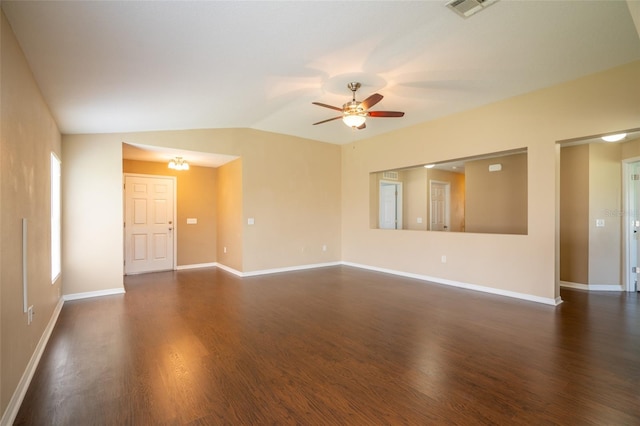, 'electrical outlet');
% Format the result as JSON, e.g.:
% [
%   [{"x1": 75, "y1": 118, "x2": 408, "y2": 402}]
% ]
[
  {"x1": 322, "y1": 245, "x2": 327, "y2": 252},
  {"x1": 27, "y1": 305, "x2": 34, "y2": 325},
  {"x1": 223, "y1": 247, "x2": 227, "y2": 254},
  {"x1": 441, "y1": 255, "x2": 447, "y2": 264}
]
